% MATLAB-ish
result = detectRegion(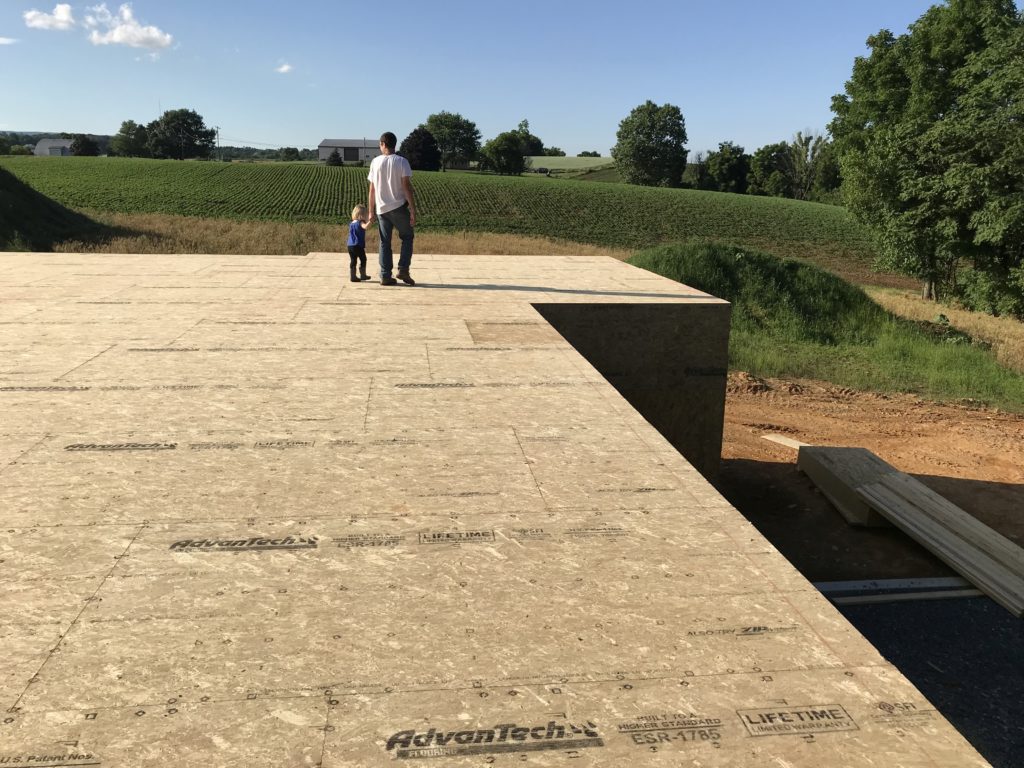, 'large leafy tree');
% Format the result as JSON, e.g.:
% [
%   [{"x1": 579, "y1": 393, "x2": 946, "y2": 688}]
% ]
[
  {"x1": 611, "y1": 100, "x2": 688, "y2": 187},
  {"x1": 747, "y1": 141, "x2": 791, "y2": 197},
  {"x1": 514, "y1": 119, "x2": 544, "y2": 156},
  {"x1": 479, "y1": 131, "x2": 527, "y2": 175},
  {"x1": 70, "y1": 134, "x2": 100, "y2": 156},
  {"x1": 830, "y1": 0, "x2": 1022, "y2": 302},
  {"x1": 424, "y1": 111, "x2": 481, "y2": 171},
  {"x1": 400, "y1": 126, "x2": 441, "y2": 171},
  {"x1": 110, "y1": 120, "x2": 150, "y2": 157},
  {"x1": 705, "y1": 141, "x2": 750, "y2": 194},
  {"x1": 146, "y1": 109, "x2": 216, "y2": 160}
]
